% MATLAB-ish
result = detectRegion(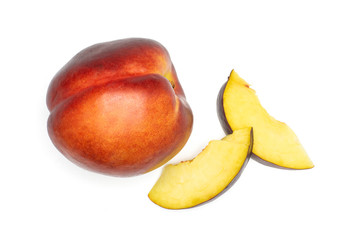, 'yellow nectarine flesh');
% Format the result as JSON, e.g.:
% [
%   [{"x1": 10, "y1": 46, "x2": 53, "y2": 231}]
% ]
[
  {"x1": 219, "y1": 70, "x2": 313, "y2": 169},
  {"x1": 148, "y1": 128, "x2": 252, "y2": 209}
]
